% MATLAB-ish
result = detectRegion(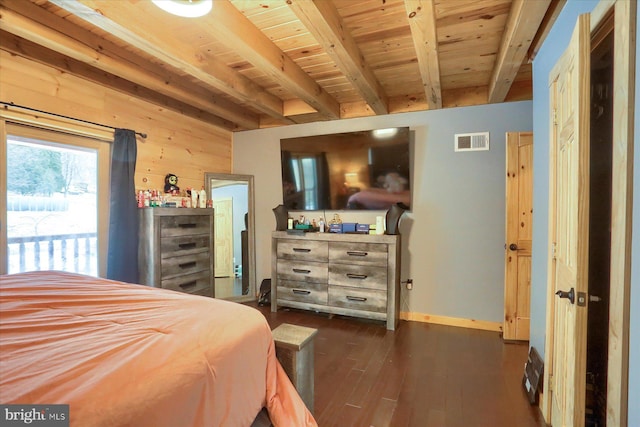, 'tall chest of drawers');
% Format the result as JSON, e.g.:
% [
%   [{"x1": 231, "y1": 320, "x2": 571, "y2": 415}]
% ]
[
  {"x1": 271, "y1": 231, "x2": 400, "y2": 330},
  {"x1": 138, "y1": 208, "x2": 214, "y2": 297}
]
